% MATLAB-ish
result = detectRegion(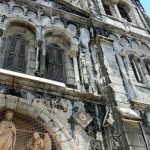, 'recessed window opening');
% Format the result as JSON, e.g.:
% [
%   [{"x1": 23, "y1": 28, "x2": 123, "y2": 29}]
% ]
[
  {"x1": 3, "y1": 34, "x2": 28, "y2": 73},
  {"x1": 130, "y1": 58, "x2": 142, "y2": 83},
  {"x1": 102, "y1": 1, "x2": 112, "y2": 16},
  {"x1": 118, "y1": 4, "x2": 132, "y2": 22},
  {"x1": 145, "y1": 62, "x2": 150, "y2": 75},
  {"x1": 45, "y1": 43, "x2": 65, "y2": 83}
]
